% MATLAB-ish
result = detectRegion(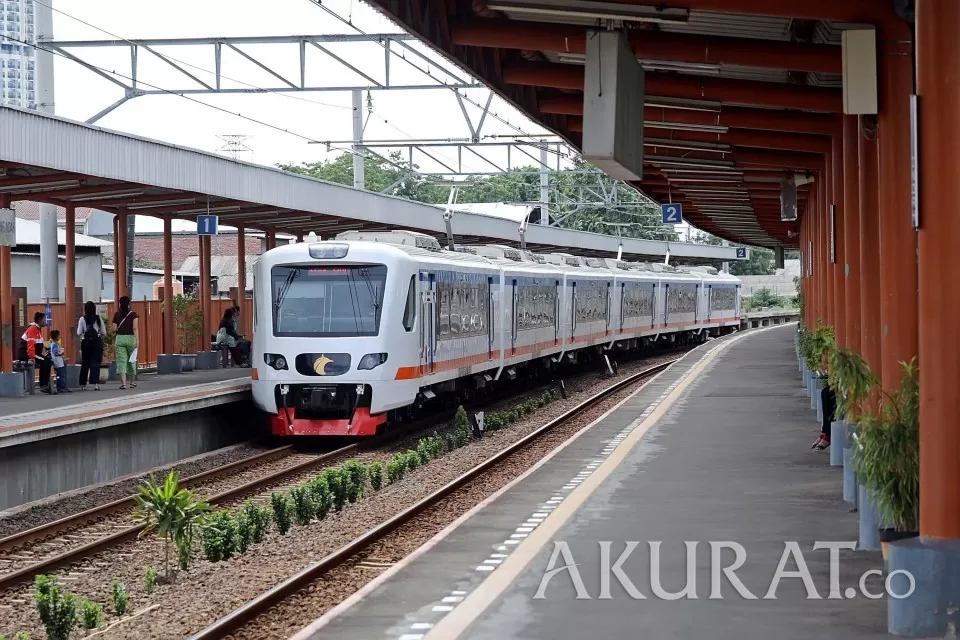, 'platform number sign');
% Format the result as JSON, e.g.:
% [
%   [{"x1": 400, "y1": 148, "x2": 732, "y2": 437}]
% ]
[
  {"x1": 735, "y1": 247, "x2": 747, "y2": 259},
  {"x1": 661, "y1": 203, "x2": 683, "y2": 224},
  {"x1": 44, "y1": 304, "x2": 52, "y2": 327},
  {"x1": 197, "y1": 215, "x2": 219, "y2": 236}
]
